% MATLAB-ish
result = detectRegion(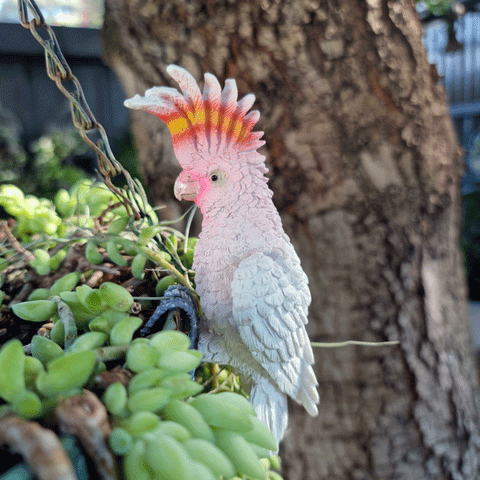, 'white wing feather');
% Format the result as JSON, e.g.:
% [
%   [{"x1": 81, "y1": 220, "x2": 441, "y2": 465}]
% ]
[{"x1": 231, "y1": 252, "x2": 319, "y2": 417}]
